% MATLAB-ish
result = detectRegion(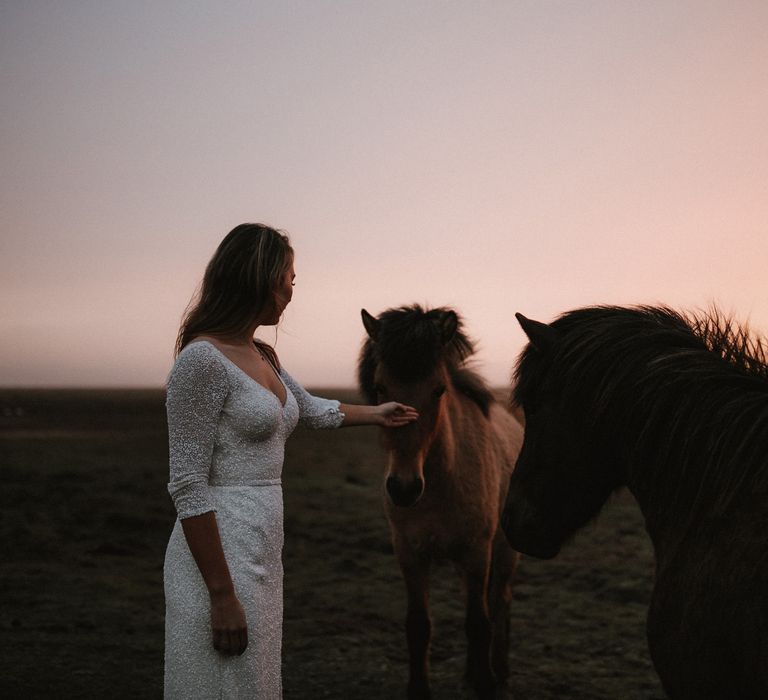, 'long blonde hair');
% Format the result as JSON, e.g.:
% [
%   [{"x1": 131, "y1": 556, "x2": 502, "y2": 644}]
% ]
[{"x1": 175, "y1": 223, "x2": 293, "y2": 367}]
